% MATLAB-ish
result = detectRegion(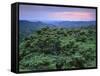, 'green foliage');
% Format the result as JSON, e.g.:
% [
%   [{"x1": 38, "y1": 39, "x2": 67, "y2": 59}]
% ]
[{"x1": 19, "y1": 26, "x2": 96, "y2": 71}]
